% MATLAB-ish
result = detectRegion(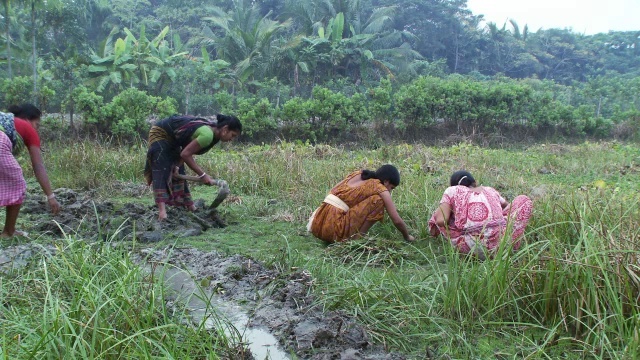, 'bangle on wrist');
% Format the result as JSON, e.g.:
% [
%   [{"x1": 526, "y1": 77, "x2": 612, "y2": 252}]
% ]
[
  {"x1": 198, "y1": 173, "x2": 207, "y2": 178},
  {"x1": 47, "y1": 193, "x2": 56, "y2": 200}
]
